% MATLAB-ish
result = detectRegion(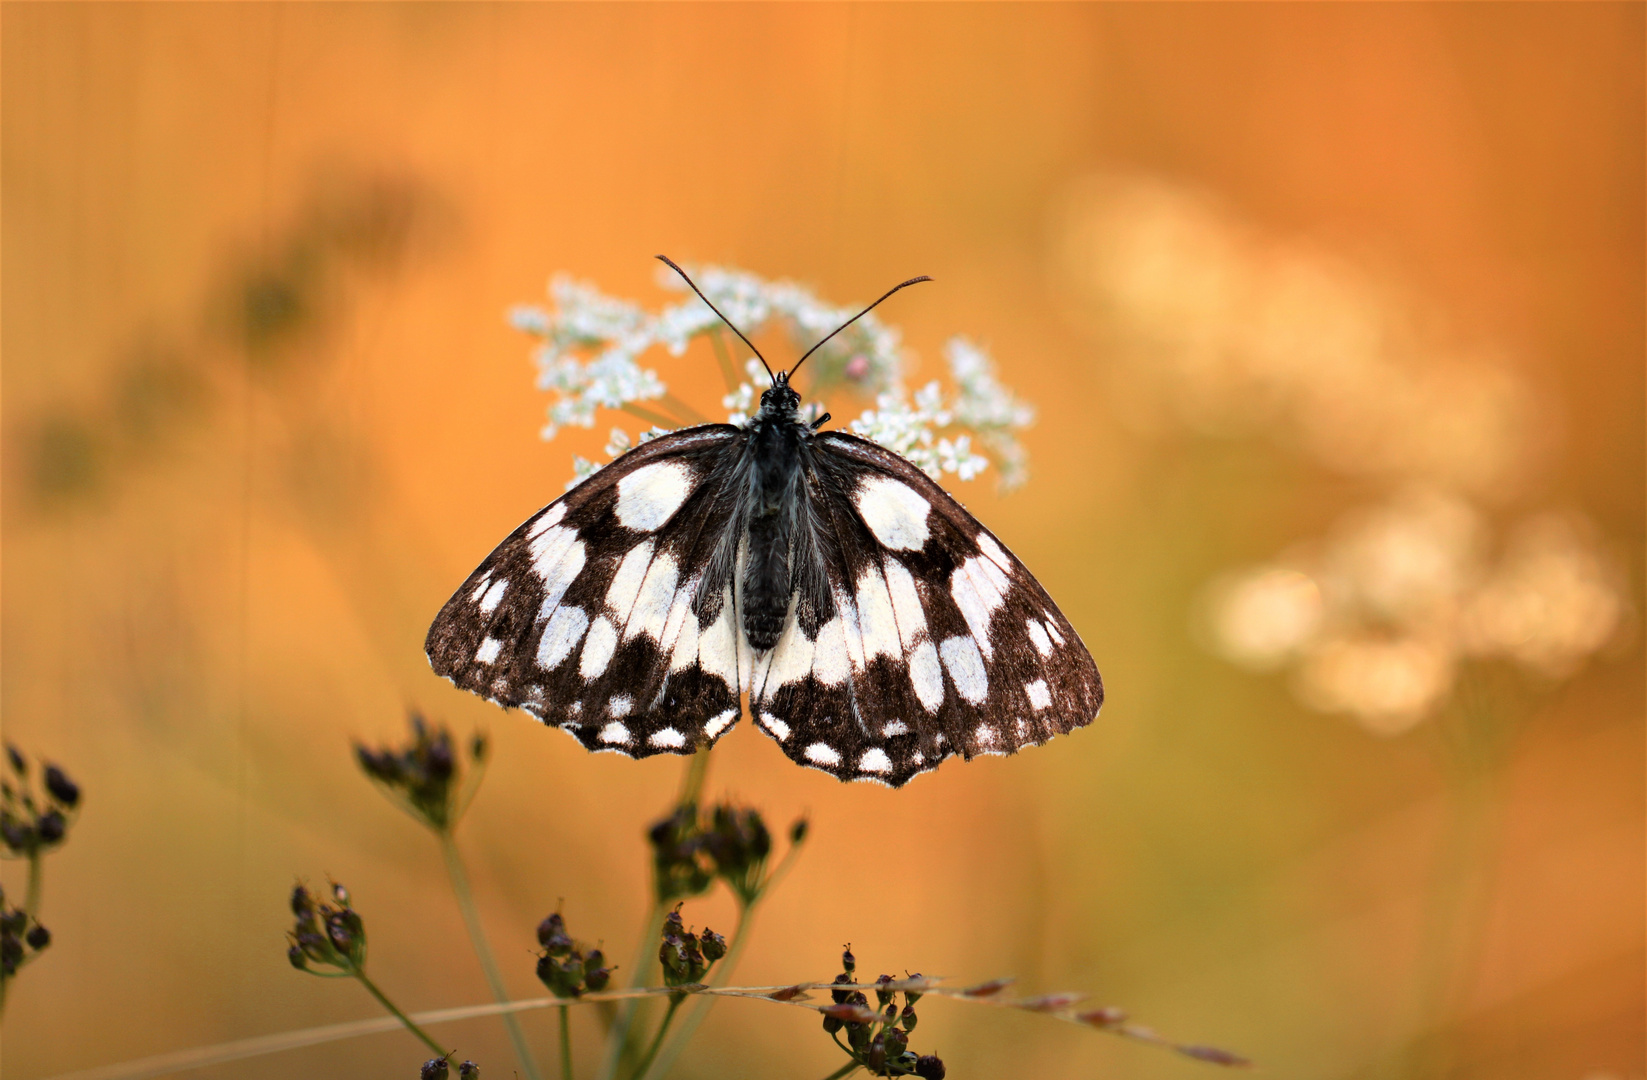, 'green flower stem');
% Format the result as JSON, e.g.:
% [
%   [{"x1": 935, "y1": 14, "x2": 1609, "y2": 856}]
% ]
[
  {"x1": 559, "y1": 1004, "x2": 574, "y2": 1080},
  {"x1": 658, "y1": 393, "x2": 709, "y2": 426},
  {"x1": 637, "y1": 837, "x2": 808, "y2": 1080},
  {"x1": 676, "y1": 746, "x2": 712, "y2": 807},
  {"x1": 621, "y1": 403, "x2": 688, "y2": 431},
  {"x1": 25, "y1": 850, "x2": 43, "y2": 918},
  {"x1": 440, "y1": 832, "x2": 544, "y2": 1080},
  {"x1": 819, "y1": 1062, "x2": 862, "y2": 1080},
  {"x1": 597, "y1": 745, "x2": 715, "y2": 1080},
  {"x1": 628, "y1": 997, "x2": 682, "y2": 1080},
  {"x1": 354, "y1": 970, "x2": 449, "y2": 1058},
  {"x1": 595, "y1": 902, "x2": 666, "y2": 1080},
  {"x1": 708, "y1": 327, "x2": 740, "y2": 393}
]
